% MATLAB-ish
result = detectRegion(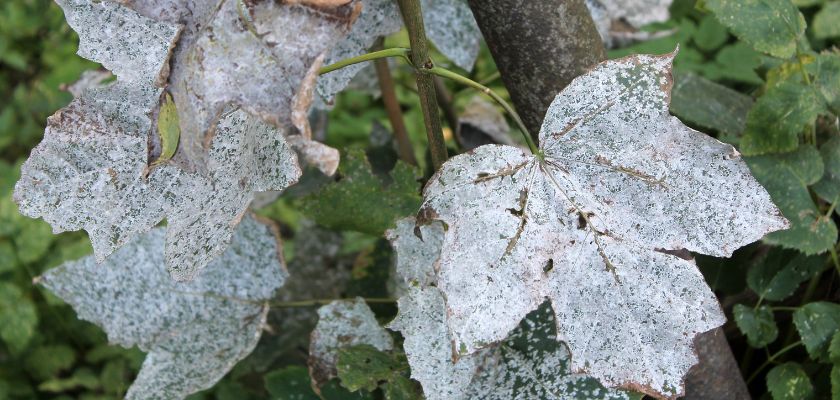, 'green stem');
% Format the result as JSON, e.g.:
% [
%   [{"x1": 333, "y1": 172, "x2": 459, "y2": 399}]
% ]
[
  {"x1": 397, "y1": 0, "x2": 448, "y2": 170},
  {"x1": 319, "y1": 48, "x2": 411, "y2": 75},
  {"x1": 269, "y1": 298, "x2": 396, "y2": 308},
  {"x1": 429, "y1": 66, "x2": 539, "y2": 155},
  {"x1": 746, "y1": 341, "x2": 802, "y2": 384}
]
